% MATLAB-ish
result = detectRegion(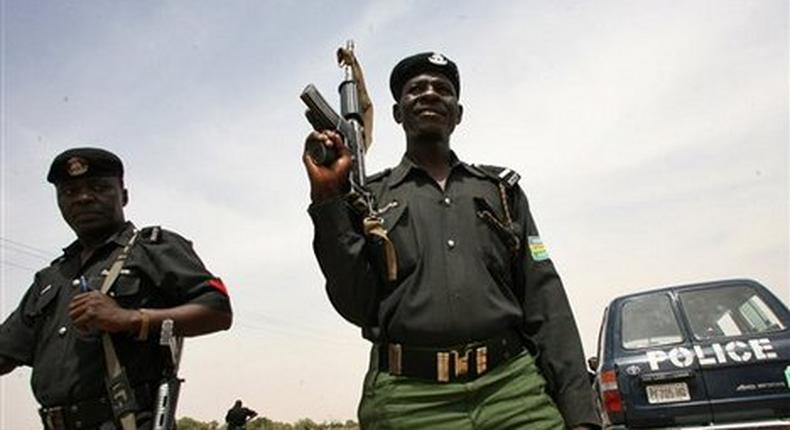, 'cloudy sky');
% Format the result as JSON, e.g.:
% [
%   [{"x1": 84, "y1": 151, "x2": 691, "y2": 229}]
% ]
[{"x1": 1, "y1": 1, "x2": 787, "y2": 428}]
